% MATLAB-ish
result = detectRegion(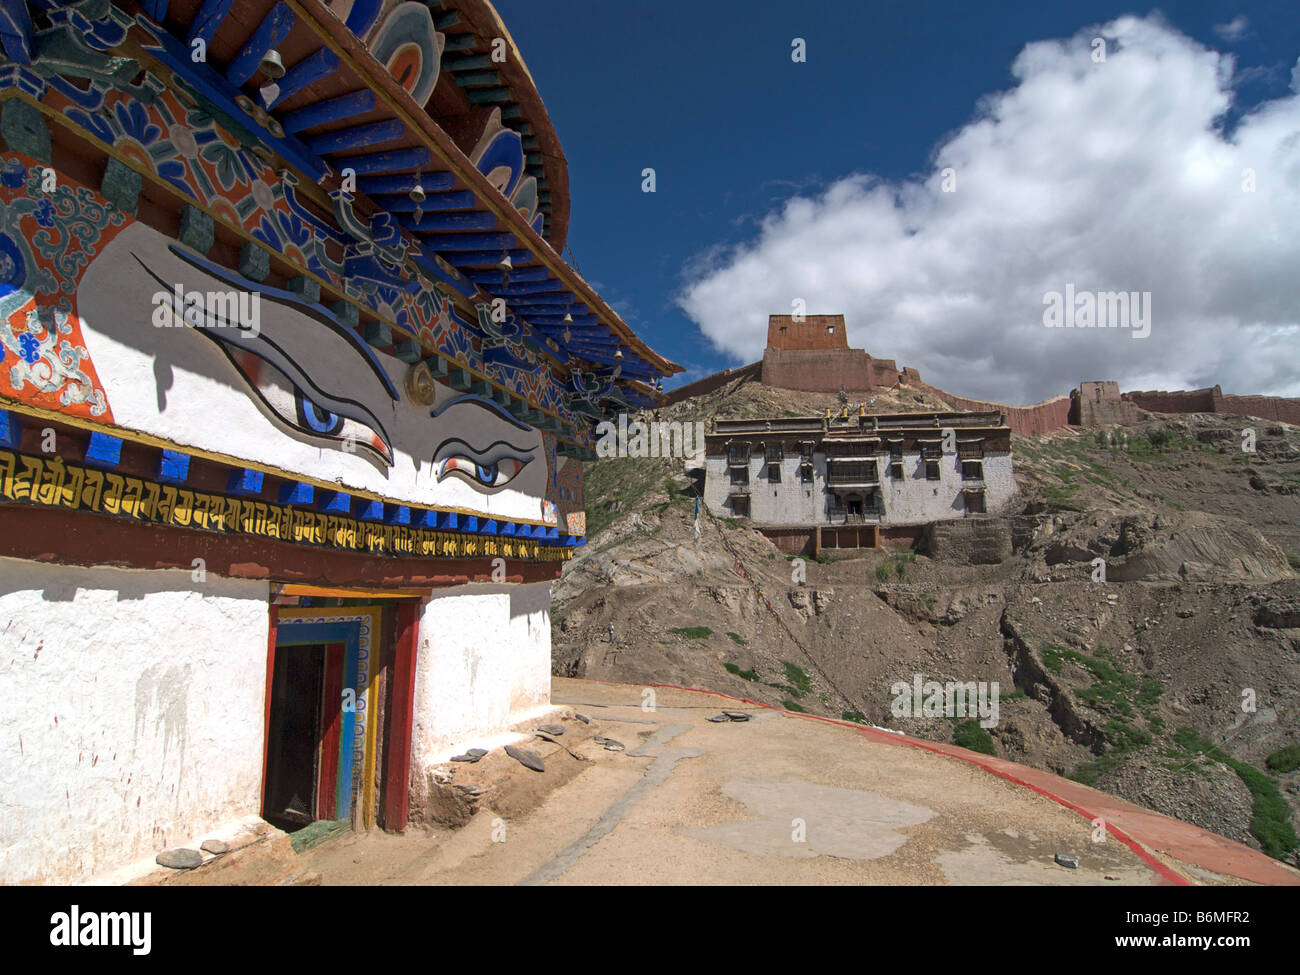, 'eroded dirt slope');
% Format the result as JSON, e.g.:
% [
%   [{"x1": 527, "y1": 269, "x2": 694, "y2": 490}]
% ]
[{"x1": 554, "y1": 379, "x2": 1300, "y2": 865}]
